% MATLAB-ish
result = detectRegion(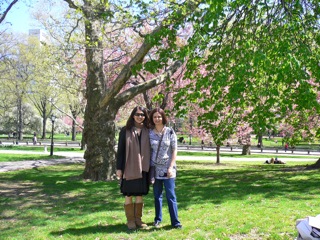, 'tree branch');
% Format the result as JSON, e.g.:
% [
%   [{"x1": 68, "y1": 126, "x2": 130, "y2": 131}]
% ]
[
  {"x1": 51, "y1": 100, "x2": 84, "y2": 129},
  {"x1": 99, "y1": 26, "x2": 162, "y2": 108},
  {"x1": 0, "y1": 0, "x2": 19, "y2": 24},
  {"x1": 111, "y1": 60, "x2": 182, "y2": 108},
  {"x1": 63, "y1": 0, "x2": 79, "y2": 10},
  {"x1": 98, "y1": 0, "x2": 200, "y2": 108}
]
